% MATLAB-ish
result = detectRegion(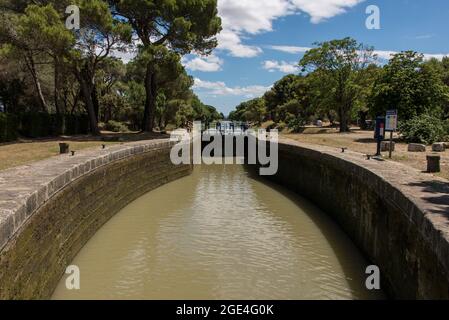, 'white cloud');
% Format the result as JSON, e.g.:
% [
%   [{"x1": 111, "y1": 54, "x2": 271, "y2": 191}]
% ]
[
  {"x1": 182, "y1": 54, "x2": 224, "y2": 72},
  {"x1": 290, "y1": 0, "x2": 365, "y2": 23},
  {"x1": 267, "y1": 46, "x2": 449, "y2": 62},
  {"x1": 268, "y1": 45, "x2": 312, "y2": 54},
  {"x1": 193, "y1": 78, "x2": 271, "y2": 98},
  {"x1": 423, "y1": 53, "x2": 449, "y2": 60},
  {"x1": 374, "y1": 50, "x2": 449, "y2": 61},
  {"x1": 216, "y1": 0, "x2": 365, "y2": 57},
  {"x1": 262, "y1": 60, "x2": 299, "y2": 73},
  {"x1": 217, "y1": 30, "x2": 262, "y2": 57}
]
